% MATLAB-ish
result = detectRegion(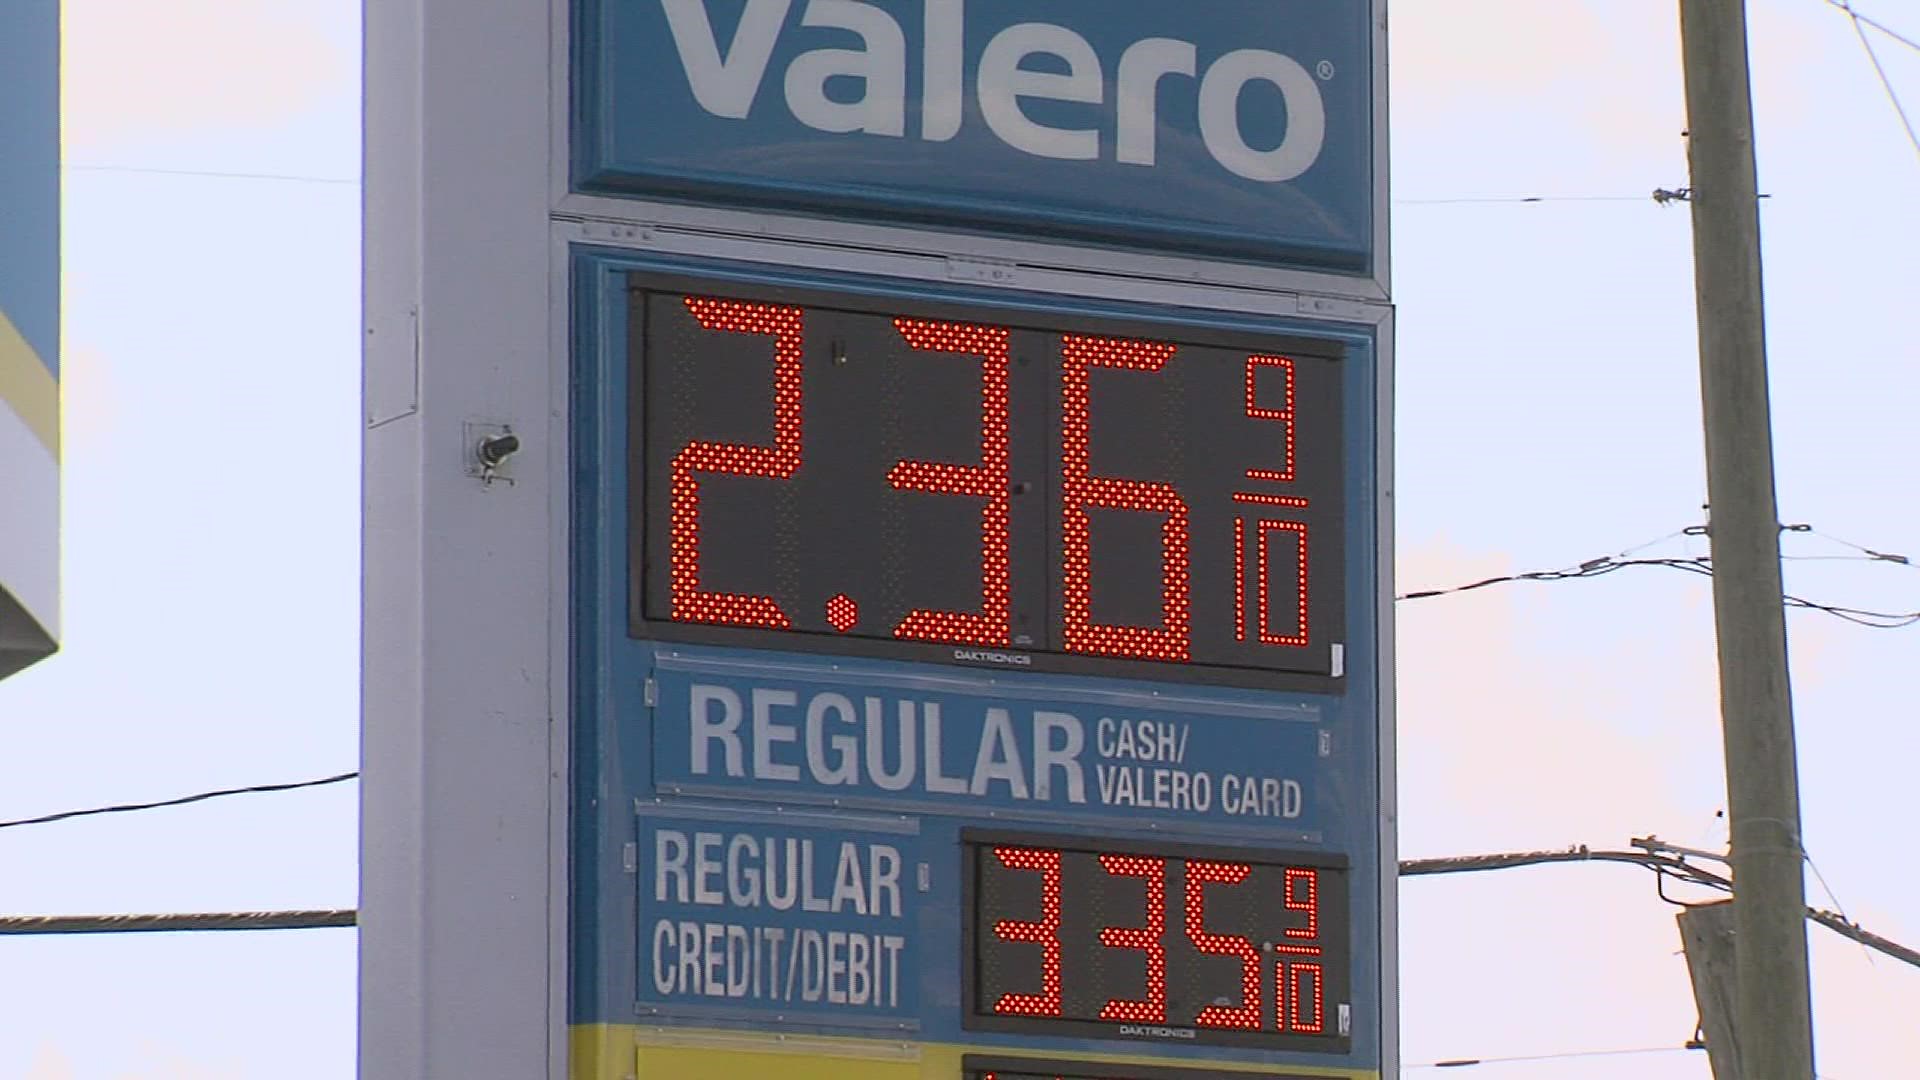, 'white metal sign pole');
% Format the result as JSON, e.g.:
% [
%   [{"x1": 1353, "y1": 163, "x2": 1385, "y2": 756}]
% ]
[{"x1": 361, "y1": 0, "x2": 556, "y2": 1076}]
